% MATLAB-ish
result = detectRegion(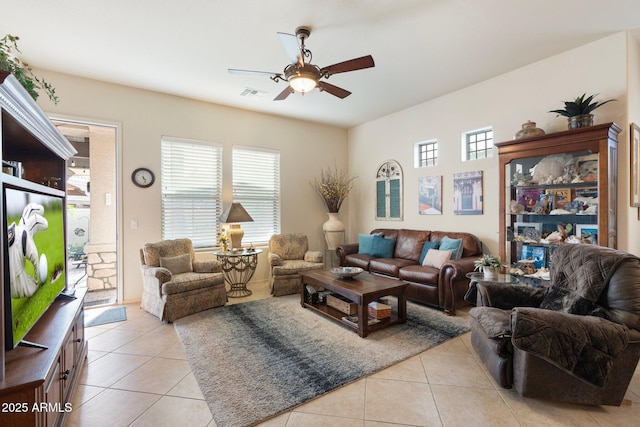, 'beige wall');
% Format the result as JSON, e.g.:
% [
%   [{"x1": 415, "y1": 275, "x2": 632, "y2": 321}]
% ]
[
  {"x1": 32, "y1": 31, "x2": 640, "y2": 303},
  {"x1": 347, "y1": 31, "x2": 632, "y2": 256},
  {"x1": 35, "y1": 72, "x2": 349, "y2": 303},
  {"x1": 627, "y1": 33, "x2": 640, "y2": 255}
]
